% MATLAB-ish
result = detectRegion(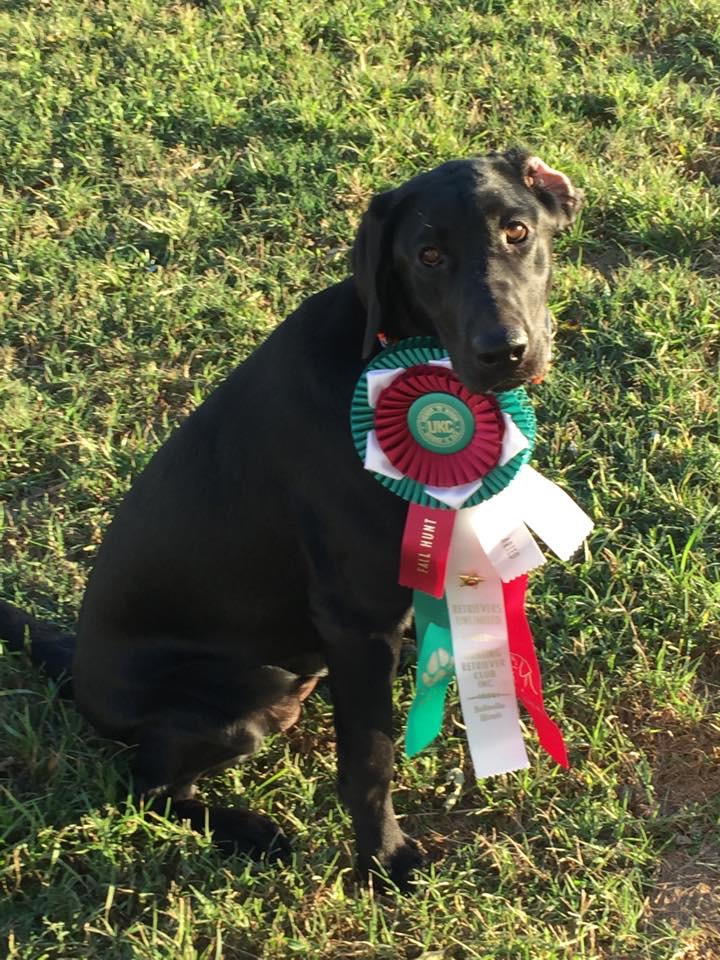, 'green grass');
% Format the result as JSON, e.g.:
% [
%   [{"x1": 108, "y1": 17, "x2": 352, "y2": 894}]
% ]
[{"x1": 1, "y1": 0, "x2": 719, "y2": 956}]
